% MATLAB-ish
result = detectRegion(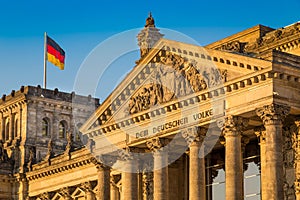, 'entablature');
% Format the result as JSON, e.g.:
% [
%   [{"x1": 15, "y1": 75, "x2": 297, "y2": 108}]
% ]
[
  {"x1": 26, "y1": 148, "x2": 94, "y2": 181},
  {"x1": 81, "y1": 39, "x2": 273, "y2": 135}
]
